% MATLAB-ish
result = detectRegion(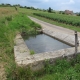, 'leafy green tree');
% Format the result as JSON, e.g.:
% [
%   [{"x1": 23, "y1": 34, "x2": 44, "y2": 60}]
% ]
[
  {"x1": 77, "y1": 13, "x2": 80, "y2": 16},
  {"x1": 15, "y1": 6, "x2": 17, "y2": 11},
  {"x1": 48, "y1": 7, "x2": 52, "y2": 13}
]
